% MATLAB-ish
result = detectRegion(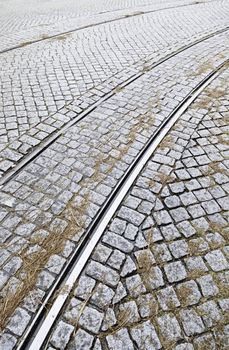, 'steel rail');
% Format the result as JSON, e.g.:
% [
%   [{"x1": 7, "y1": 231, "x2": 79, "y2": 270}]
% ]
[{"x1": 17, "y1": 59, "x2": 228, "y2": 350}]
